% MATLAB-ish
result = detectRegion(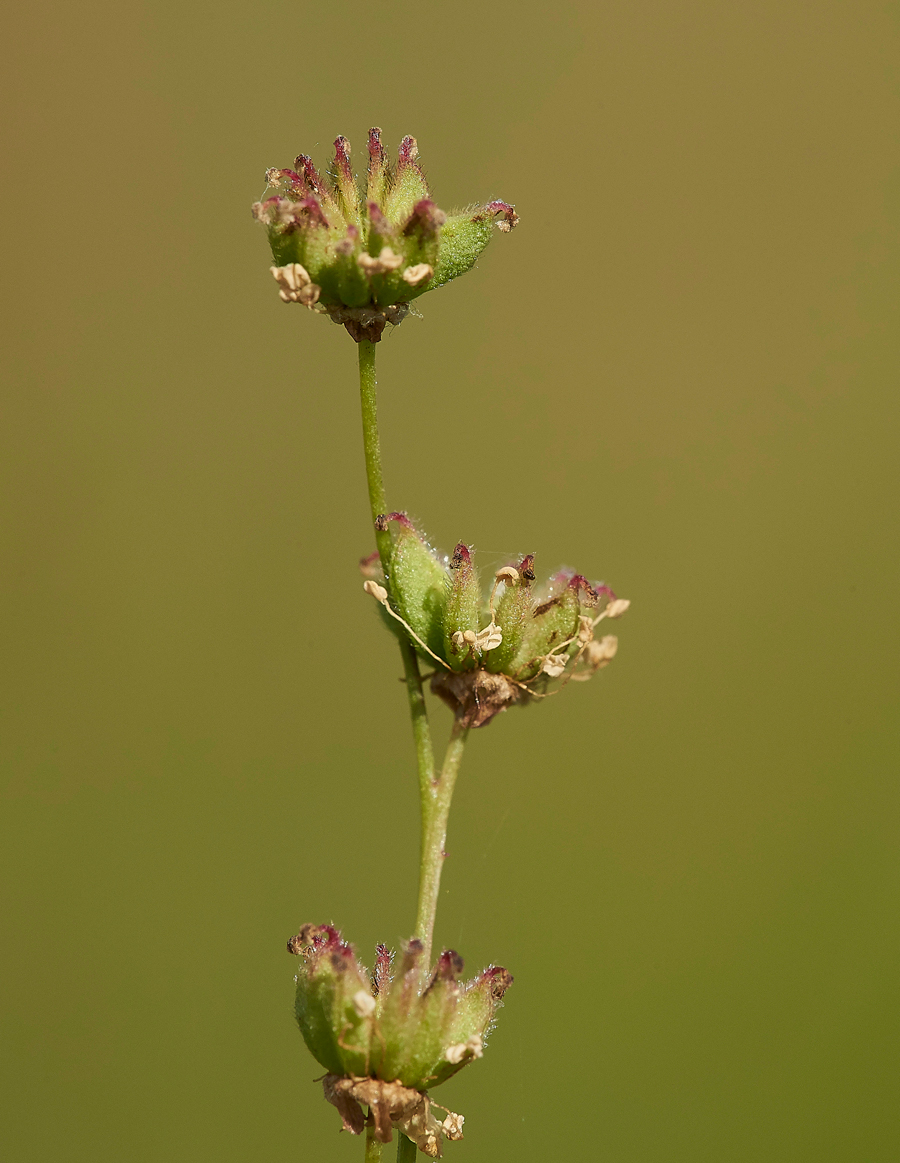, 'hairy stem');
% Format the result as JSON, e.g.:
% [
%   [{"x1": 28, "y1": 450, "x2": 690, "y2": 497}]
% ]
[
  {"x1": 415, "y1": 719, "x2": 469, "y2": 967},
  {"x1": 357, "y1": 340, "x2": 391, "y2": 563},
  {"x1": 396, "y1": 1133, "x2": 417, "y2": 1162}
]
